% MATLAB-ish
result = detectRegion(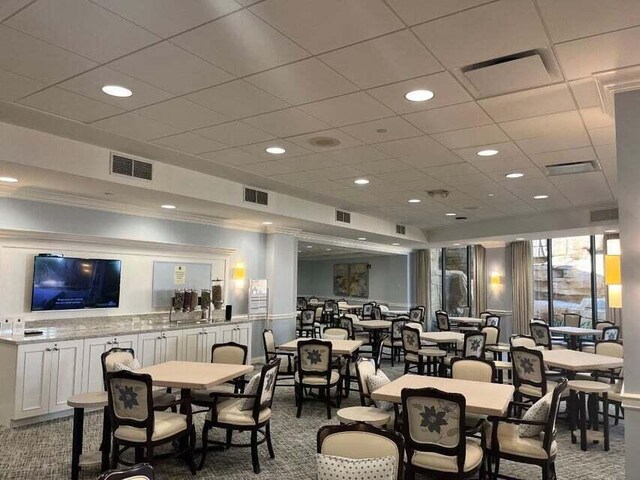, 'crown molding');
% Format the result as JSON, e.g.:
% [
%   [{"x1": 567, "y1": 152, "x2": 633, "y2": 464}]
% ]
[
  {"x1": 594, "y1": 65, "x2": 640, "y2": 116},
  {"x1": 296, "y1": 230, "x2": 414, "y2": 255}
]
